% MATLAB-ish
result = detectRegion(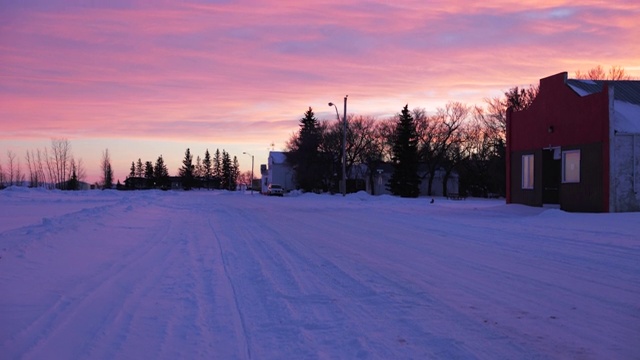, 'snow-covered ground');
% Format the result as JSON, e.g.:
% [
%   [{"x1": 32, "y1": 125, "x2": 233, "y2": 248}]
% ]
[{"x1": 1, "y1": 188, "x2": 638, "y2": 359}]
